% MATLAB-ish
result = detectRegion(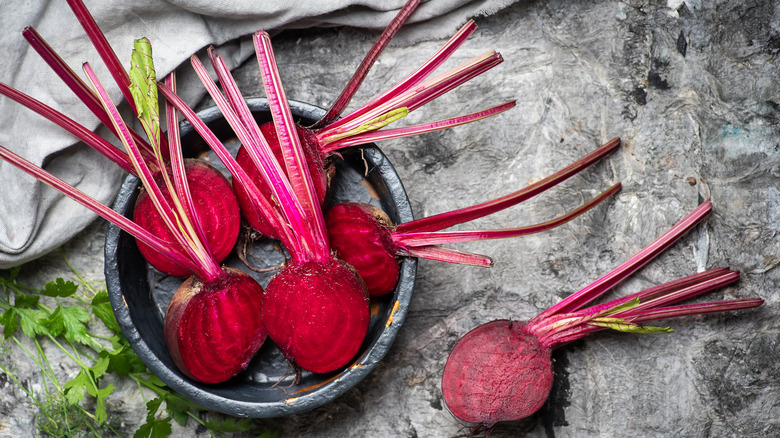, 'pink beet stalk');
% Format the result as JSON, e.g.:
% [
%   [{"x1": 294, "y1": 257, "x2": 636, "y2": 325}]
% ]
[
  {"x1": 393, "y1": 183, "x2": 620, "y2": 248},
  {"x1": 21, "y1": 26, "x2": 156, "y2": 158},
  {"x1": 314, "y1": 0, "x2": 422, "y2": 127},
  {"x1": 65, "y1": 0, "x2": 134, "y2": 108},
  {"x1": 83, "y1": 61, "x2": 217, "y2": 278},
  {"x1": 0, "y1": 144, "x2": 194, "y2": 272},
  {"x1": 441, "y1": 201, "x2": 764, "y2": 432},
  {"x1": 399, "y1": 137, "x2": 621, "y2": 233},
  {"x1": 0, "y1": 82, "x2": 137, "y2": 173},
  {"x1": 326, "y1": 138, "x2": 622, "y2": 297}
]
